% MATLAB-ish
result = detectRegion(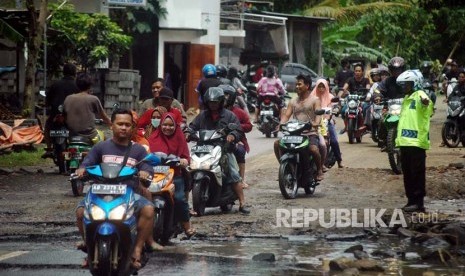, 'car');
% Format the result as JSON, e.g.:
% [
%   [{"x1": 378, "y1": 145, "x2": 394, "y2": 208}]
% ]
[{"x1": 279, "y1": 63, "x2": 320, "y2": 92}]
